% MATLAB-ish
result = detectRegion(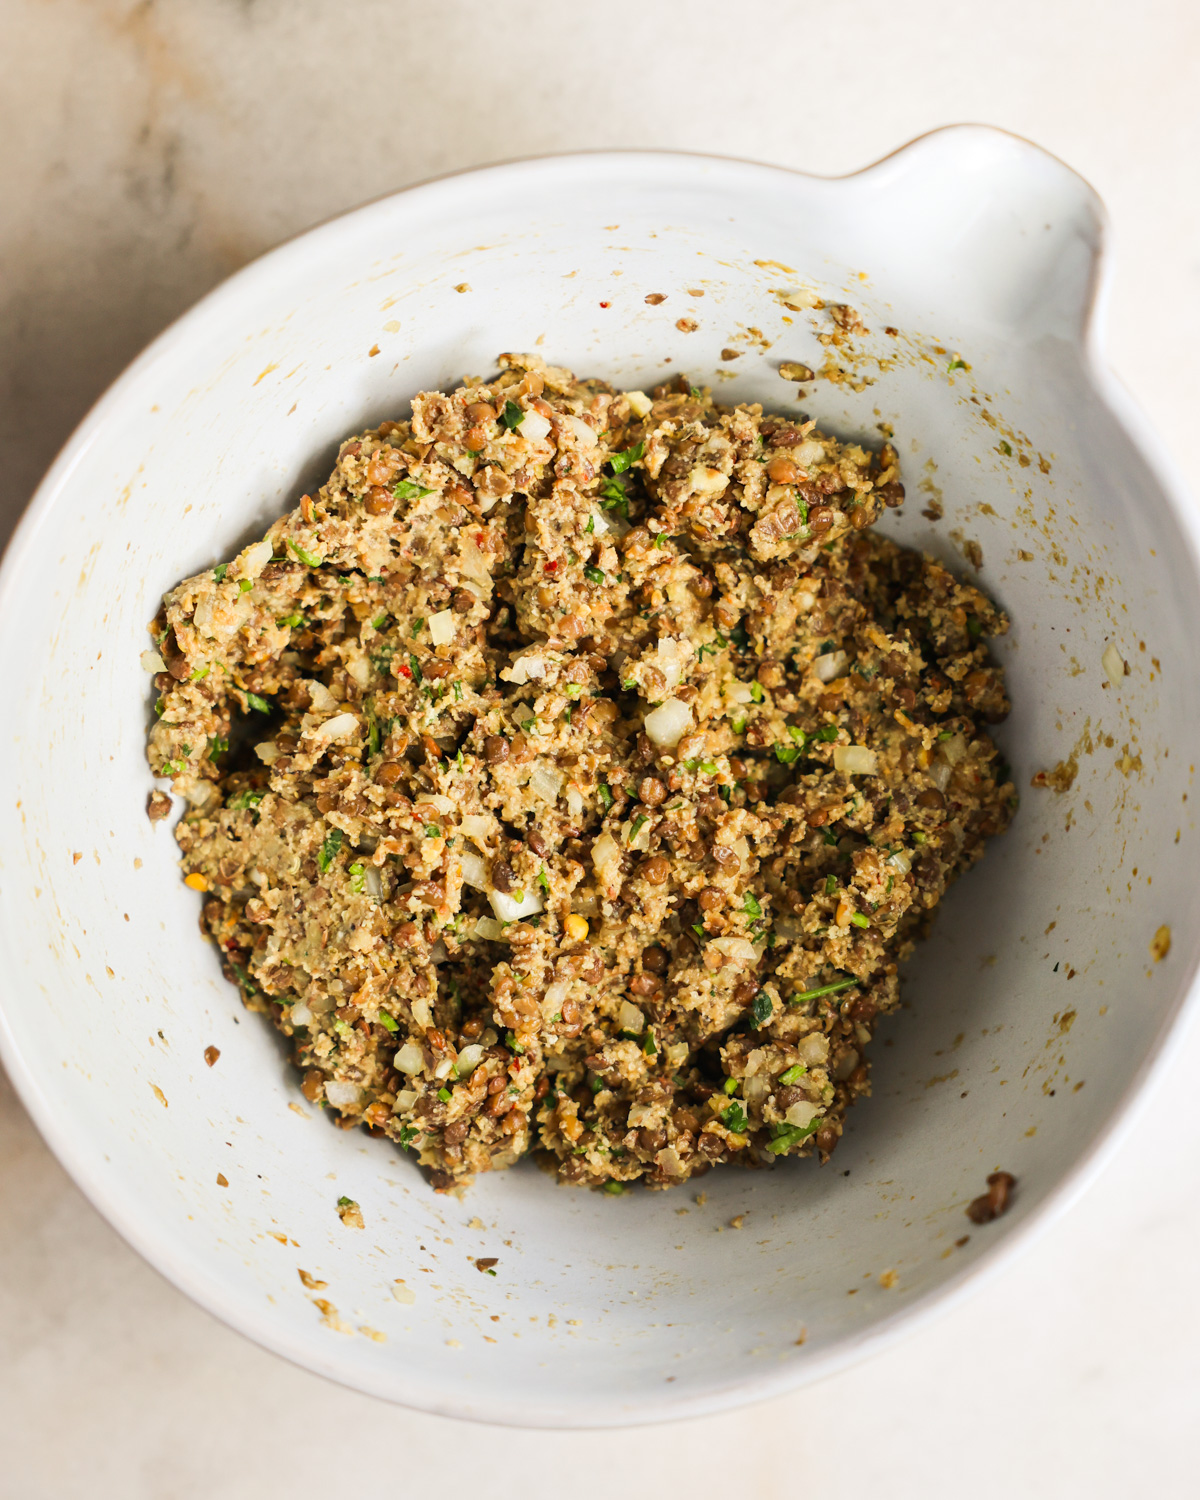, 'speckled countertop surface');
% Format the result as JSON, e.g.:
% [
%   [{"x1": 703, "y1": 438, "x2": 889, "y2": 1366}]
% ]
[{"x1": 3, "y1": 2, "x2": 1199, "y2": 1494}]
